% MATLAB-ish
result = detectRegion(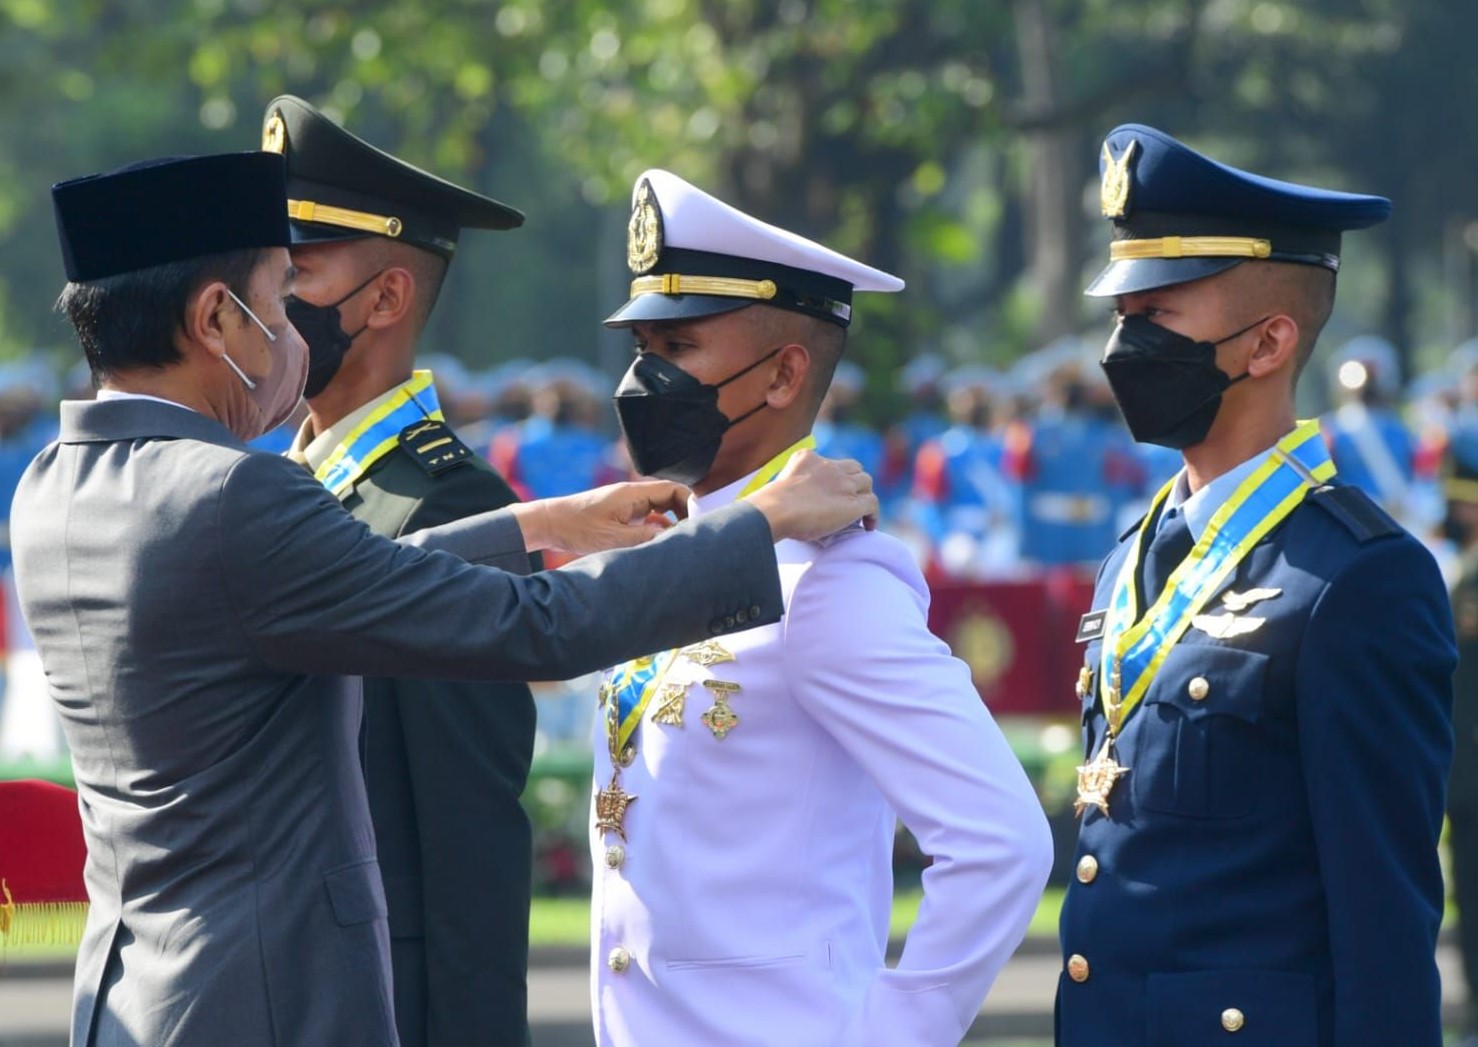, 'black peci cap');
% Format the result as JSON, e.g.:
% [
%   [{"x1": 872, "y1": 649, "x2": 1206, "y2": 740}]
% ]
[{"x1": 52, "y1": 152, "x2": 290, "y2": 283}]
